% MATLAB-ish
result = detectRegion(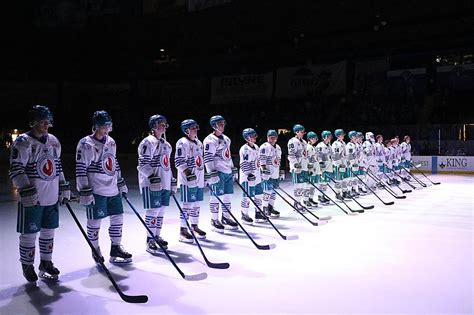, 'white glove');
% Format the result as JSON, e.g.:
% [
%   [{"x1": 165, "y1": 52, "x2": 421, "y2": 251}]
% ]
[
  {"x1": 232, "y1": 167, "x2": 239, "y2": 181},
  {"x1": 20, "y1": 186, "x2": 39, "y2": 207},
  {"x1": 293, "y1": 162, "x2": 302, "y2": 174},
  {"x1": 59, "y1": 181, "x2": 71, "y2": 204},
  {"x1": 247, "y1": 173, "x2": 256, "y2": 182},
  {"x1": 205, "y1": 171, "x2": 220, "y2": 185},
  {"x1": 261, "y1": 168, "x2": 270, "y2": 181},
  {"x1": 185, "y1": 173, "x2": 198, "y2": 188},
  {"x1": 171, "y1": 178, "x2": 178, "y2": 194},
  {"x1": 117, "y1": 177, "x2": 128, "y2": 195},
  {"x1": 279, "y1": 170, "x2": 285, "y2": 181},
  {"x1": 307, "y1": 163, "x2": 314, "y2": 170},
  {"x1": 149, "y1": 176, "x2": 161, "y2": 191},
  {"x1": 79, "y1": 187, "x2": 95, "y2": 206}
]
